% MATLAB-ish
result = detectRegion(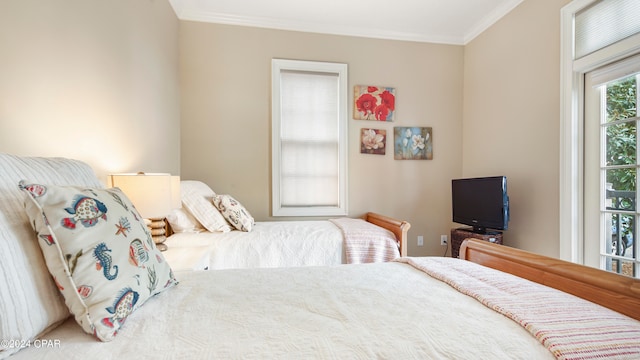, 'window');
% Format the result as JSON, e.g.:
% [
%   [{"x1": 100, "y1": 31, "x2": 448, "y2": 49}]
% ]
[
  {"x1": 584, "y1": 57, "x2": 640, "y2": 278},
  {"x1": 271, "y1": 59, "x2": 348, "y2": 216},
  {"x1": 561, "y1": 0, "x2": 640, "y2": 278}
]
